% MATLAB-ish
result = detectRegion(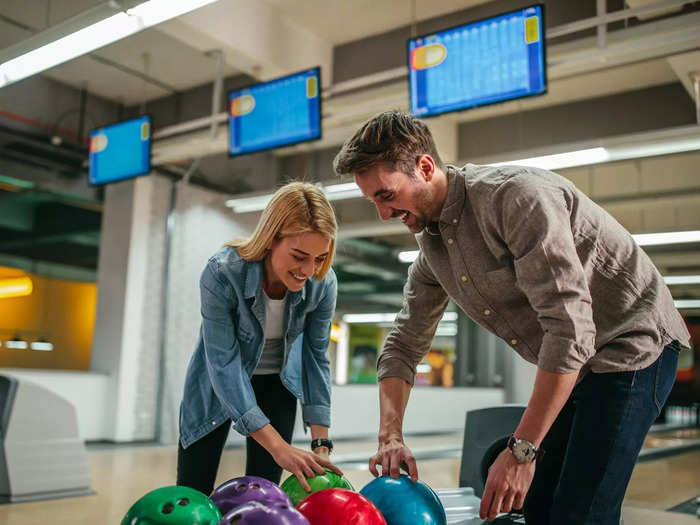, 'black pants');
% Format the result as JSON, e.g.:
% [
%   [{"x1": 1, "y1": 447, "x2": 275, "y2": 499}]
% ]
[{"x1": 177, "y1": 374, "x2": 298, "y2": 495}]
